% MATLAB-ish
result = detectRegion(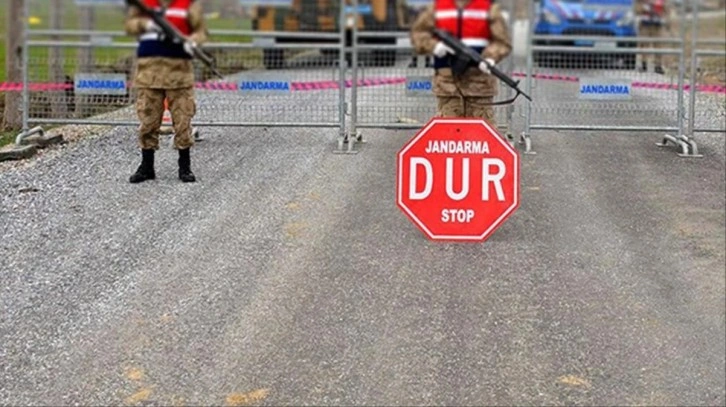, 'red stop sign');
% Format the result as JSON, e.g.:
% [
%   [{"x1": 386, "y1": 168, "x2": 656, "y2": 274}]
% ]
[{"x1": 396, "y1": 118, "x2": 520, "y2": 242}]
